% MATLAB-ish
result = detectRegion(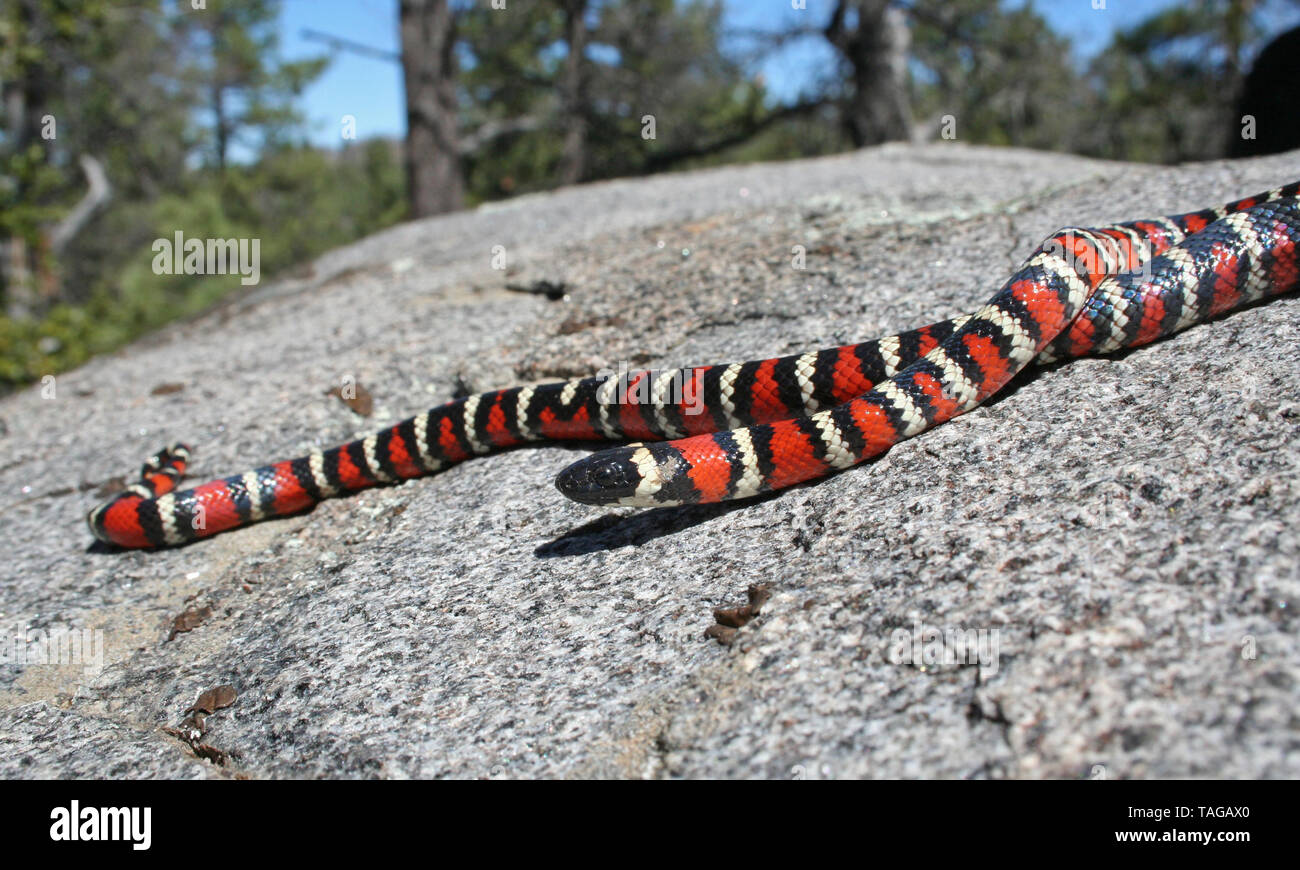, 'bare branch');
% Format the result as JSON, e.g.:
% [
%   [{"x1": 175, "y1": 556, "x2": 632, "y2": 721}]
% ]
[
  {"x1": 458, "y1": 115, "x2": 545, "y2": 154},
  {"x1": 644, "y1": 98, "x2": 831, "y2": 172},
  {"x1": 49, "y1": 155, "x2": 111, "y2": 254},
  {"x1": 300, "y1": 28, "x2": 401, "y2": 63},
  {"x1": 728, "y1": 25, "x2": 827, "y2": 44}
]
